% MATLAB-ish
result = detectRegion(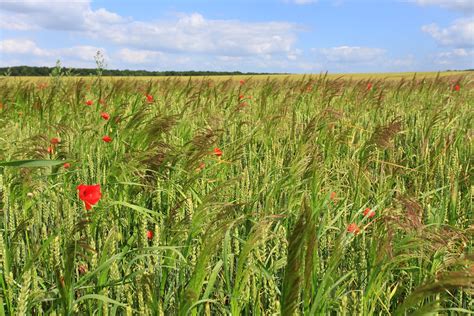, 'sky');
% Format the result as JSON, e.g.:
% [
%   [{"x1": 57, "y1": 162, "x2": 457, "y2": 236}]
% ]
[{"x1": 0, "y1": 0, "x2": 473, "y2": 73}]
